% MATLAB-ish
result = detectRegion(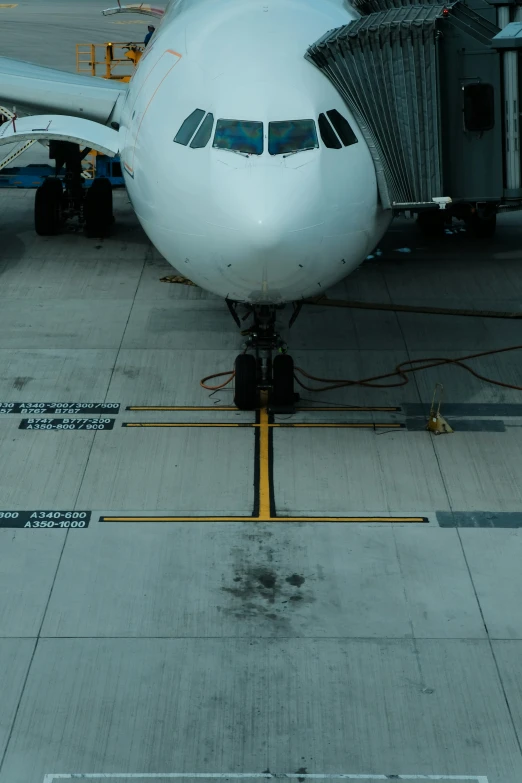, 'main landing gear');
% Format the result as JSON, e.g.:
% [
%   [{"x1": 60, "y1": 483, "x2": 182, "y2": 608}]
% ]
[
  {"x1": 34, "y1": 141, "x2": 113, "y2": 238},
  {"x1": 228, "y1": 302, "x2": 300, "y2": 413}
]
